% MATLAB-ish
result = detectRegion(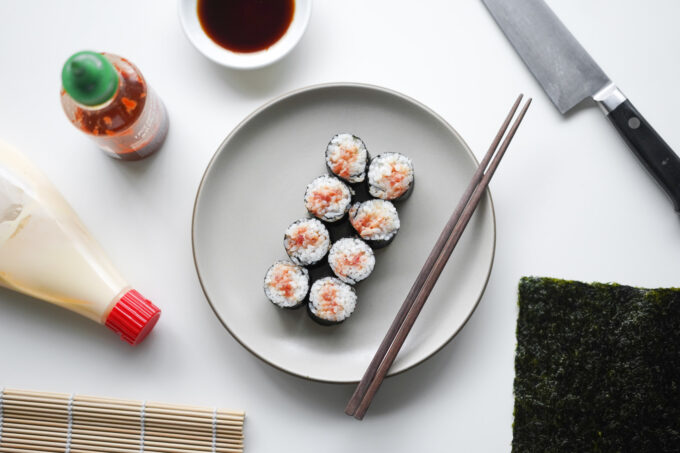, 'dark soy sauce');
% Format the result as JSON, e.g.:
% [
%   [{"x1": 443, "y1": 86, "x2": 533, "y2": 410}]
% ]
[{"x1": 197, "y1": 0, "x2": 295, "y2": 53}]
